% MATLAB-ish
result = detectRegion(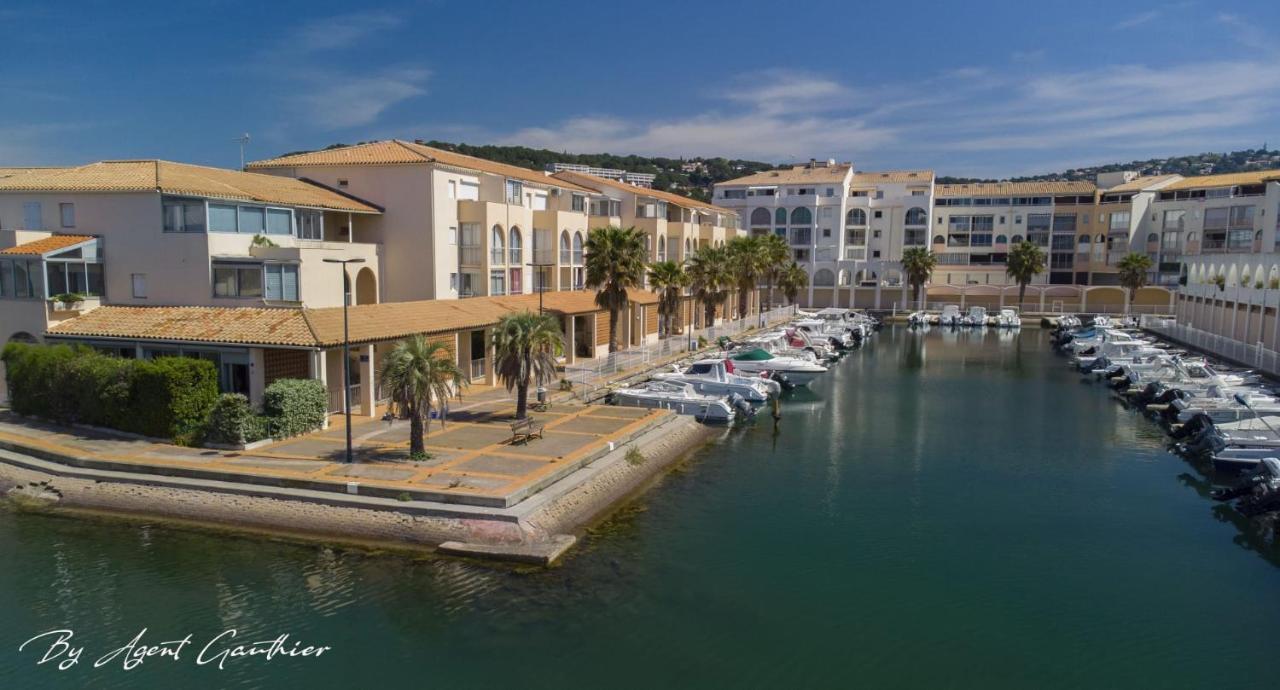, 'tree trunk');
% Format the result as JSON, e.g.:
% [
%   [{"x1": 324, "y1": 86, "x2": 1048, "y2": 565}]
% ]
[
  {"x1": 738, "y1": 285, "x2": 749, "y2": 320},
  {"x1": 766, "y1": 276, "x2": 775, "y2": 311},
  {"x1": 1018, "y1": 283, "x2": 1026, "y2": 311},
  {"x1": 410, "y1": 407, "x2": 425, "y2": 456},
  {"x1": 915, "y1": 283, "x2": 923, "y2": 309},
  {"x1": 608, "y1": 307, "x2": 620, "y2": 353},
  {"x1": 705, "y1": 301, "x2": 716, "y2": 328},
  {"x1": 515, "y1": 382, "x2": 528, "y2": 420}
]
